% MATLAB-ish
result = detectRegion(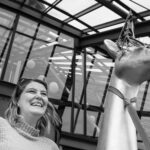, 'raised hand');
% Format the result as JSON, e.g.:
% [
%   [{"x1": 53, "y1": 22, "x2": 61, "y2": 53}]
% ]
[{"x1": 104, "y1": 39, "x2": 150, "y2": 85}]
